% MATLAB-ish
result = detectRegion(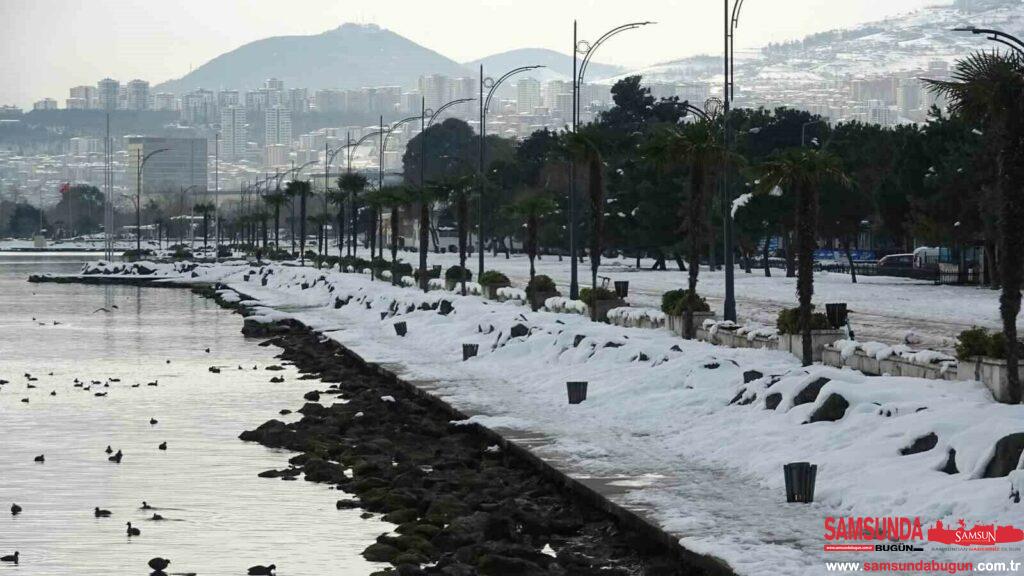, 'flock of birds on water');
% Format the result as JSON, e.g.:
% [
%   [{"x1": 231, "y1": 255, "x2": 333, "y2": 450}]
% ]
[{"x1": 2, "y1": 354, "x2": 283, "y2": 575}]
